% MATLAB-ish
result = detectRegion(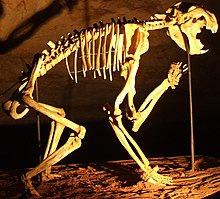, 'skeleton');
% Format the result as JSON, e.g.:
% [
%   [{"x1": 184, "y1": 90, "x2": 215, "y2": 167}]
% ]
[{"x1": 2, "y1": 2, "x2": 218, "y2": 196}]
